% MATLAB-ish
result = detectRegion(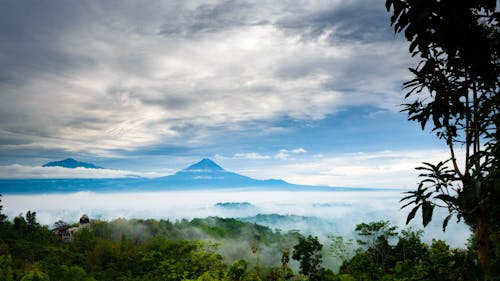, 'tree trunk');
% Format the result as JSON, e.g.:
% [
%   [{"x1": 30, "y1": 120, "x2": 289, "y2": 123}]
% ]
[{"x1": 477, "y1": 203, "x2": 490, "y2": 281}]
